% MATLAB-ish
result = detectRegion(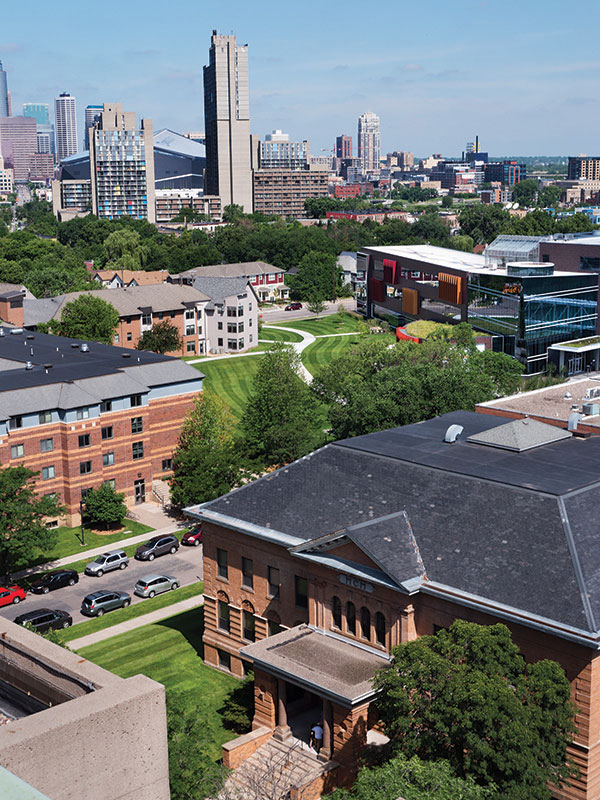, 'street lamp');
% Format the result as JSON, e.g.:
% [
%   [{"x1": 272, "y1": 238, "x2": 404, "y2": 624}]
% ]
[{"x1": 79, "y1": 500, "x2": 86, "y2": 547}]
